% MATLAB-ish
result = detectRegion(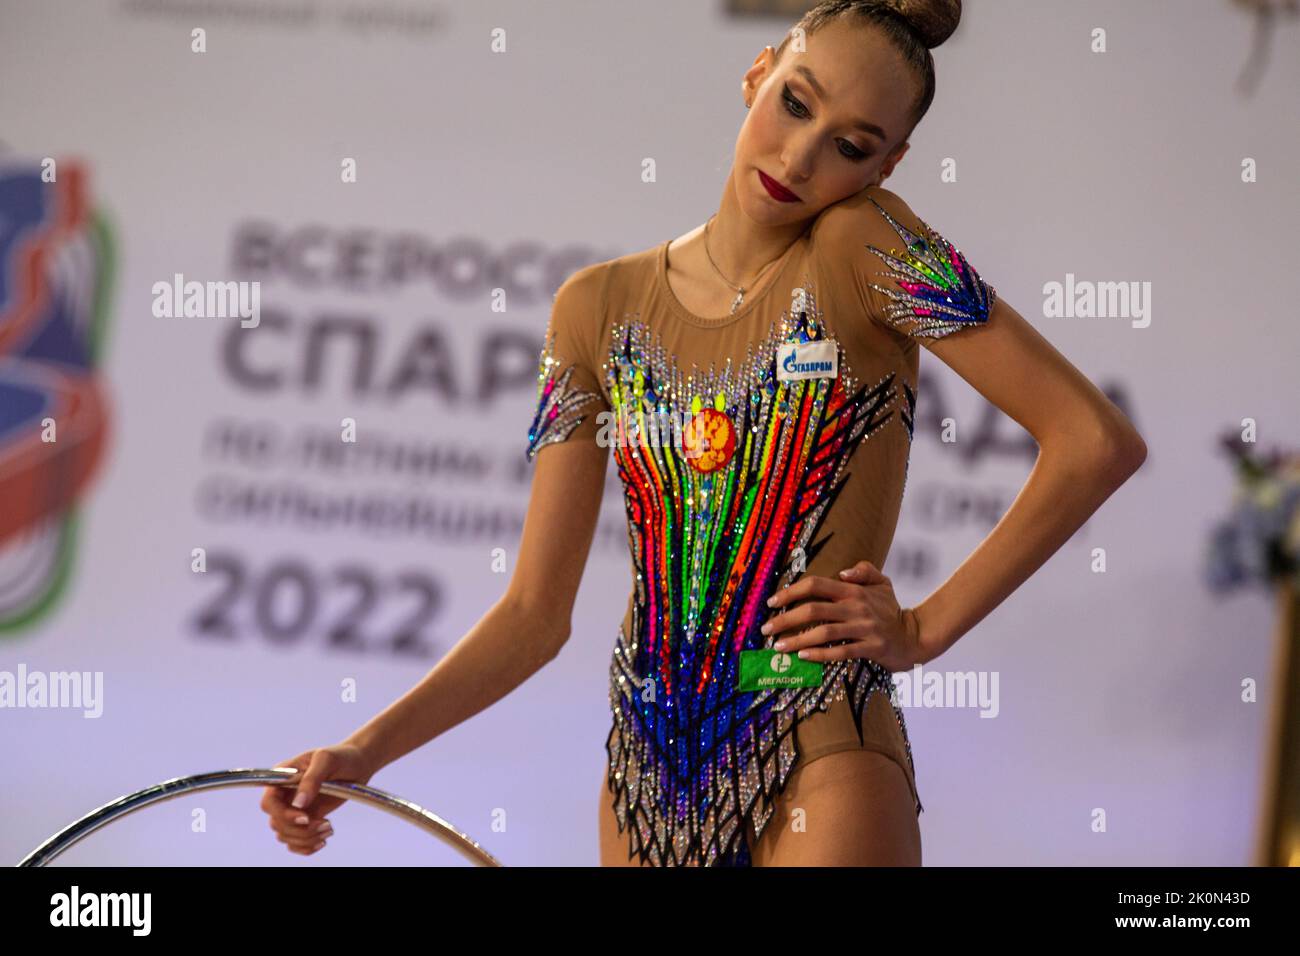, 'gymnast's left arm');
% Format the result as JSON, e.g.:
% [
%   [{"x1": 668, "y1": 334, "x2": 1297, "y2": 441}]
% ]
[
  {"x1": 897, "y1": 294, "x2": 1148, "y2": 662},
  {"x1": 767, "y1": 188, "x2": 1147, "y2": 666}
]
